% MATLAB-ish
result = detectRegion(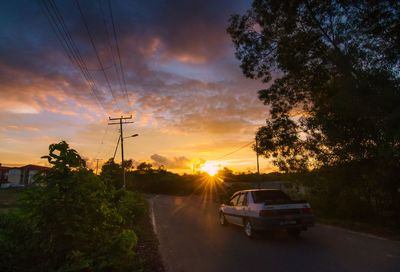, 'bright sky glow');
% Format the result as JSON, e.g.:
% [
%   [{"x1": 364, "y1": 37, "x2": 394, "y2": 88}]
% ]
[{"x1": 200, "y1": 161, "x2": 220, "y2": 176}]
